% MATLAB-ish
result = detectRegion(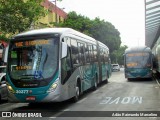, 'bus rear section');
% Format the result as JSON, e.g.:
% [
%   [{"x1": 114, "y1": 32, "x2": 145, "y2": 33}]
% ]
[{"x1": 124, "y1": 47, "x2": 153, "y2": 79}]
